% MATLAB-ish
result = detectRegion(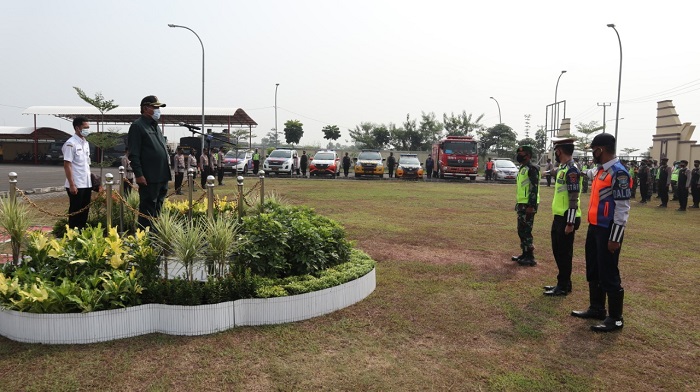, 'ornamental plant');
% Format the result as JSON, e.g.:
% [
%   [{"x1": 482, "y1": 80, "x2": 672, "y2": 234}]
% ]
[
  {"x1": 0, "y1": 196, "x2": 32, "y2": 265},
  {"x1": 0, "y1": 225, "x2": 151, "y2": 313}
]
